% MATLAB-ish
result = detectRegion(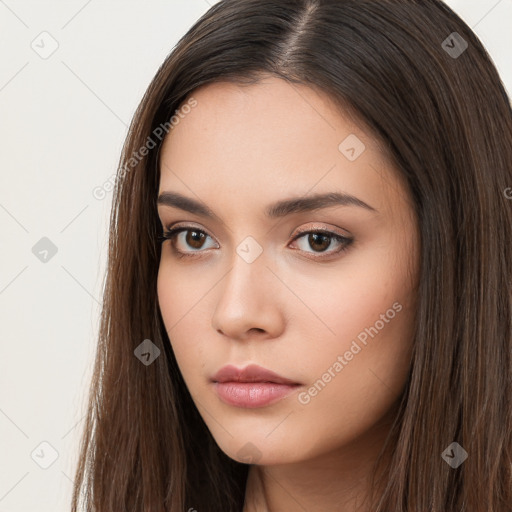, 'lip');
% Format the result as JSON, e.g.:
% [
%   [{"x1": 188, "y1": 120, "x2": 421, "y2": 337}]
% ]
[
  {"x1": 212, "y1": 363, "x2": 300, "y2": 385},
  {"x1": 211, "y1": 364, "x2": 301, "y2": 408}
]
